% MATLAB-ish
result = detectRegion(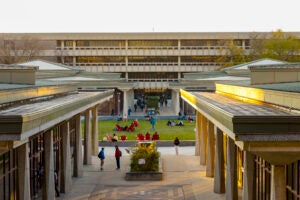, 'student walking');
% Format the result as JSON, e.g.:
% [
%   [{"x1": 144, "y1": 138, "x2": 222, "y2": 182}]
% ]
[
  {"x1": 98, "y1": 147, "x2": 105, "y2": 171},
  {"x1": 174, "y1": 137, "x2": 180, "y2": 155},
  {"x1": 115, "y1": 145, "x2": 122, "y2": 169}
]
